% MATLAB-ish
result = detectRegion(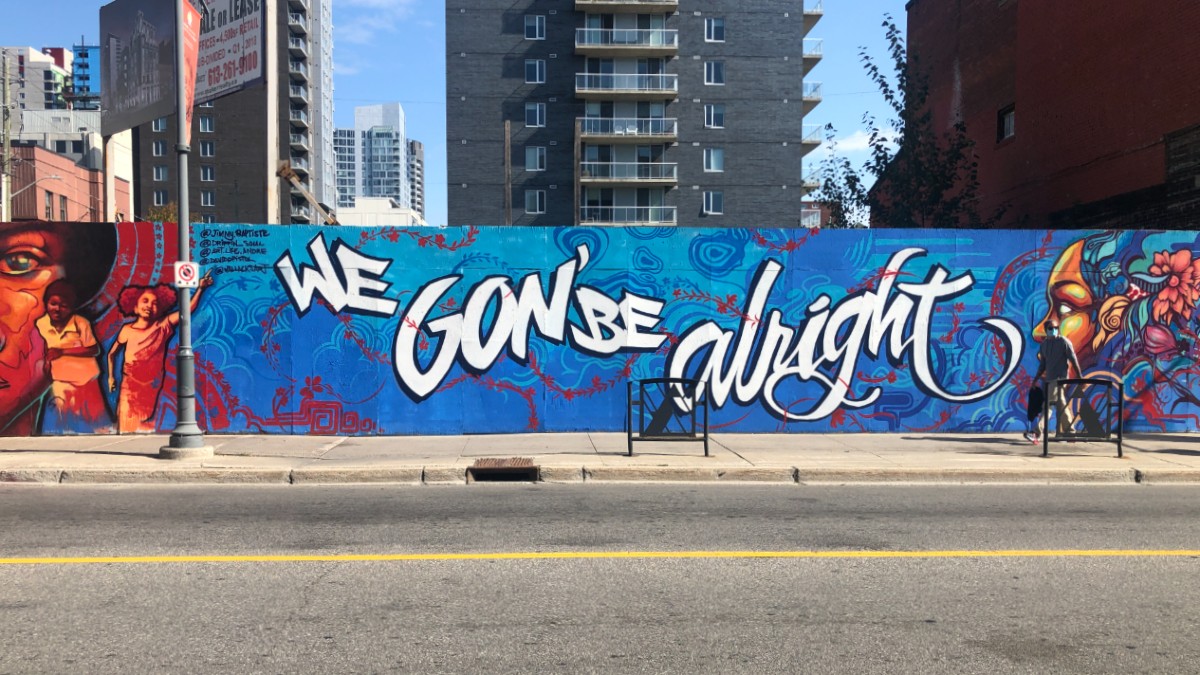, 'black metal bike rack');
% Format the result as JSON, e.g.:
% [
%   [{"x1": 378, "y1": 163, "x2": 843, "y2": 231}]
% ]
[
  {"x1": 626, "y1": 378, "x2": 709, "y2": 457},
  {"x1": 1042, "y1": 377, "x2": 1124, "y2": 458}
]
